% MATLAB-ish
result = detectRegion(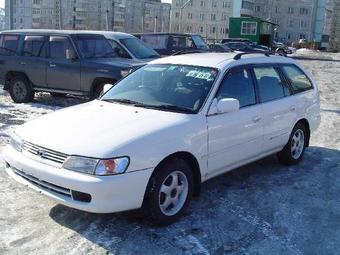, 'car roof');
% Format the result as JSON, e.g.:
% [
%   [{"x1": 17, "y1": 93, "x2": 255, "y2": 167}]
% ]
[
  {"x1": 133, "y1": 32, "x2": 201, "y2": 37},
  {"x1": 0, "y1": 29, "x2": 133, "y2": 37},
  {"x1": 149, "y1": 52, "x2": 296, "y2": 69}
]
